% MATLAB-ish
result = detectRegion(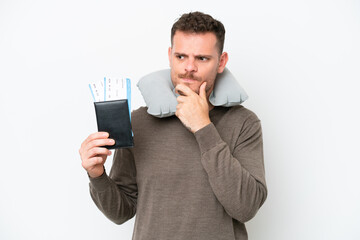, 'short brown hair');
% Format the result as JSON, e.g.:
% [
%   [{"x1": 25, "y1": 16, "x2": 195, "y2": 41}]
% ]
[{"x1": 171, "y1": 11, "x2": 226, "y2": 54}]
